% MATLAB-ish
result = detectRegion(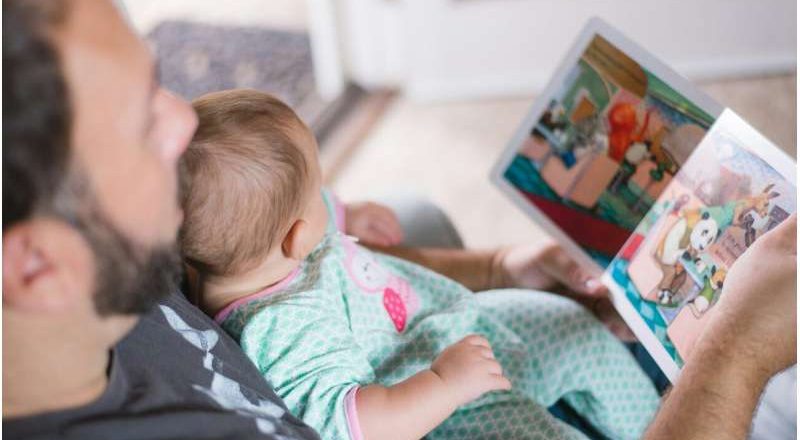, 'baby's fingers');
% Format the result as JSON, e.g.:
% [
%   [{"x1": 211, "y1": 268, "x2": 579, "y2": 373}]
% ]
[
  {"x1": 476, "y1": 346, "x2": 496, "y2": 360},
  {"x1": 488, "y1": 373, "x2": 512, "y2": 392},
  {"x1": 481, "y1": 358, "x2": 504, "y2": 376},
  {"x1": 478, "y1": 354, "x2": 510, "y2": 391},
  {"x1": 463, "y1": 334, "x2": 491, "y2": 348}
]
